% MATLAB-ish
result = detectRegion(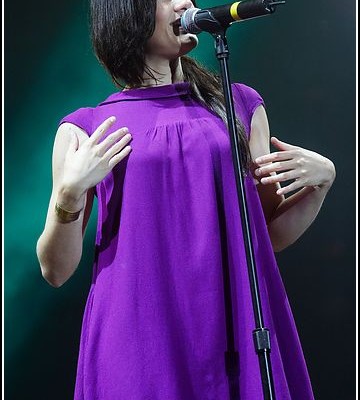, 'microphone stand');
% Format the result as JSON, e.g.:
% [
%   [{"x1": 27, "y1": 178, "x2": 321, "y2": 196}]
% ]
[
  {"x1": 183, "y1": 2, "x2": 286, "y2": 397},
  {"x1": 213, "y1": 31, "x2": 276, "y2": 400}
]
